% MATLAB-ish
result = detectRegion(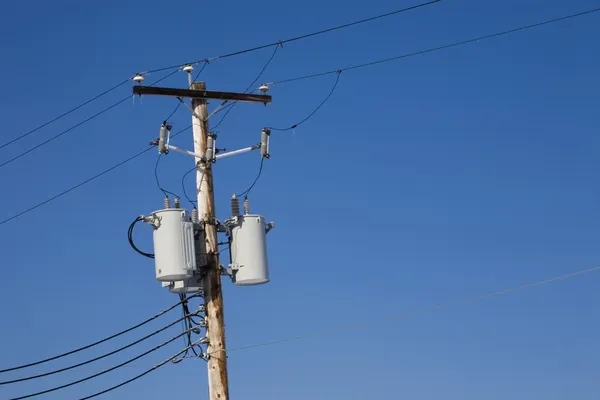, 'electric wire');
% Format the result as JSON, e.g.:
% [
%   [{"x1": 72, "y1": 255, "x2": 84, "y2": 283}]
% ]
[
  {"x1": 0, "y1": 69, "x2": 180, "y2": 171},
  {"x1": 154, "y1": 154, "x2": 181, "y2": 200},
  {"x1": 223, "y1": 265, "x2": 600, "y2": 353},
  {"x1": 0, "y1": 79, "x2": 130, "y2": 150},
  {"x1": 77, "y1": 339, "x2": 203, "y2": 400},
  {"x1": 0, "y1": 125, "x2": 191, "y2": 227},
  {"x1": 146, "y1": 0, "x2": 442, "y2": 73},
  {"x1": 128, "y1": 216, "x2": 155, "y2": 259},
  {"x1": 268, "y1": 71, "x2": 341, "y2": 131},
  {"x1": 212, "y1": 44, "x2": 281, "y2": 131},
  {"x1": 270, "y1": 7, "x2": 600, "y2": 85},
  {"x1": 236, "y1": 158, "x2": 265, "y2": 198},
  {"x1": 181, "y1": 165, "x2": 200, "y2": 209},
  {"x1": 1, "y1": 7, "x2": 598, "y2": 226},
  {"x1": 0, "y1": 311, "x2": 200, "y2": 385},
  {"x1": 0, "y1": 295, "x2": 198, "y2": 373},
  {"x1": 8, "y1": 328, "x2": 196, "y2": 400}
]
